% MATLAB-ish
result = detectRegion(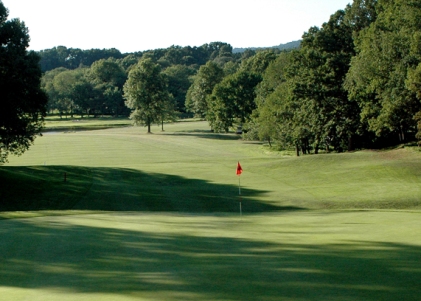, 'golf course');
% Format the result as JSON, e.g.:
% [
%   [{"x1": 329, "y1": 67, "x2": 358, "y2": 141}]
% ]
[{"x1": 1, "y1": 119, "x2": 421, "y2": 301}]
